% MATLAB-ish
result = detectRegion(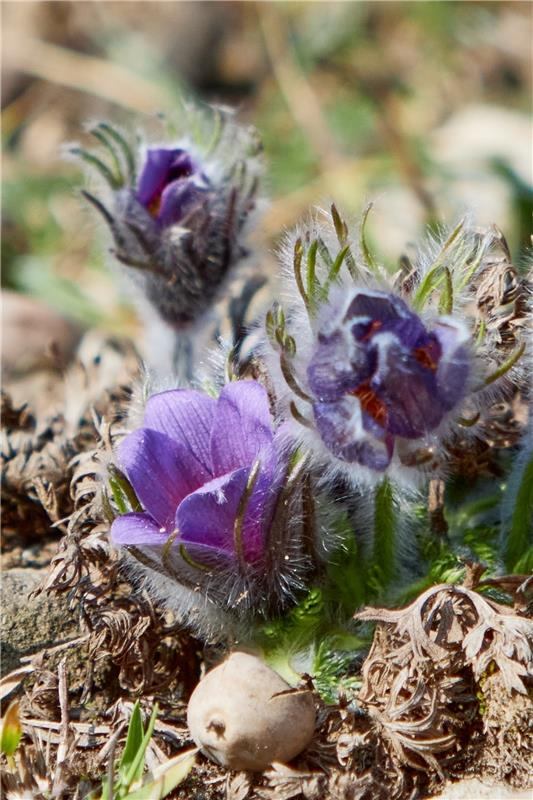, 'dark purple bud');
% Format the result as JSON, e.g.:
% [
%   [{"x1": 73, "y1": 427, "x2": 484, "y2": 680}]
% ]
[
  {"x1": 79, "y1": 120, "x2": 262, "y2": 328},
  {"x1": 307, "y1": 289, "x2": 470, "y2": 471}
]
